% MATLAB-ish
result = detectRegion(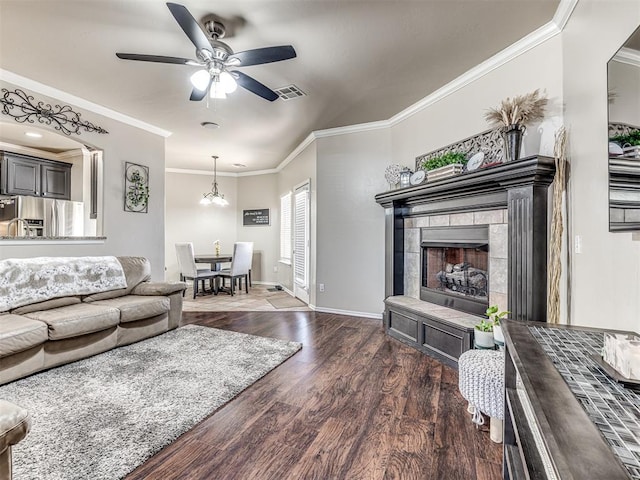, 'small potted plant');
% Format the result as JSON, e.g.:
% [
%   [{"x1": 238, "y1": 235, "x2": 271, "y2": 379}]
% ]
[
  {"x1": 474, "y1": 317, "x2": 496, "y2": 349},
  {"x1": 484, "y1": 89, "x2": 547, "y2": 162},
  {"x1": 420, "y1": 151, "x2": 467, "y2": 182},
  {"x1": 486, "y1": 305, "x2": 509, "y2": 346}
]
